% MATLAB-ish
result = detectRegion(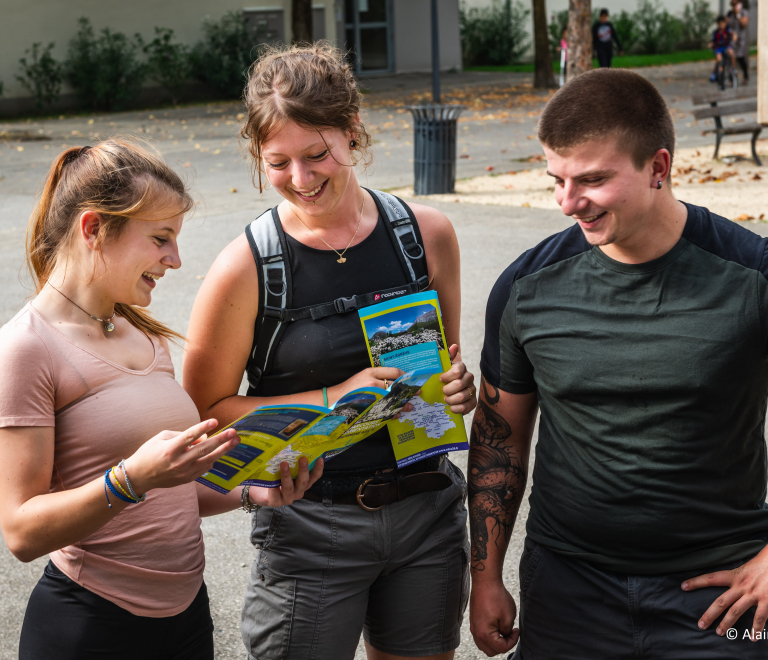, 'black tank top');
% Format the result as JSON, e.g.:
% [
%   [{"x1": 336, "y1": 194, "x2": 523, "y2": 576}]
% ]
[{"x1": 251, "y1": 210, "x2": 423, "y2": 472}]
